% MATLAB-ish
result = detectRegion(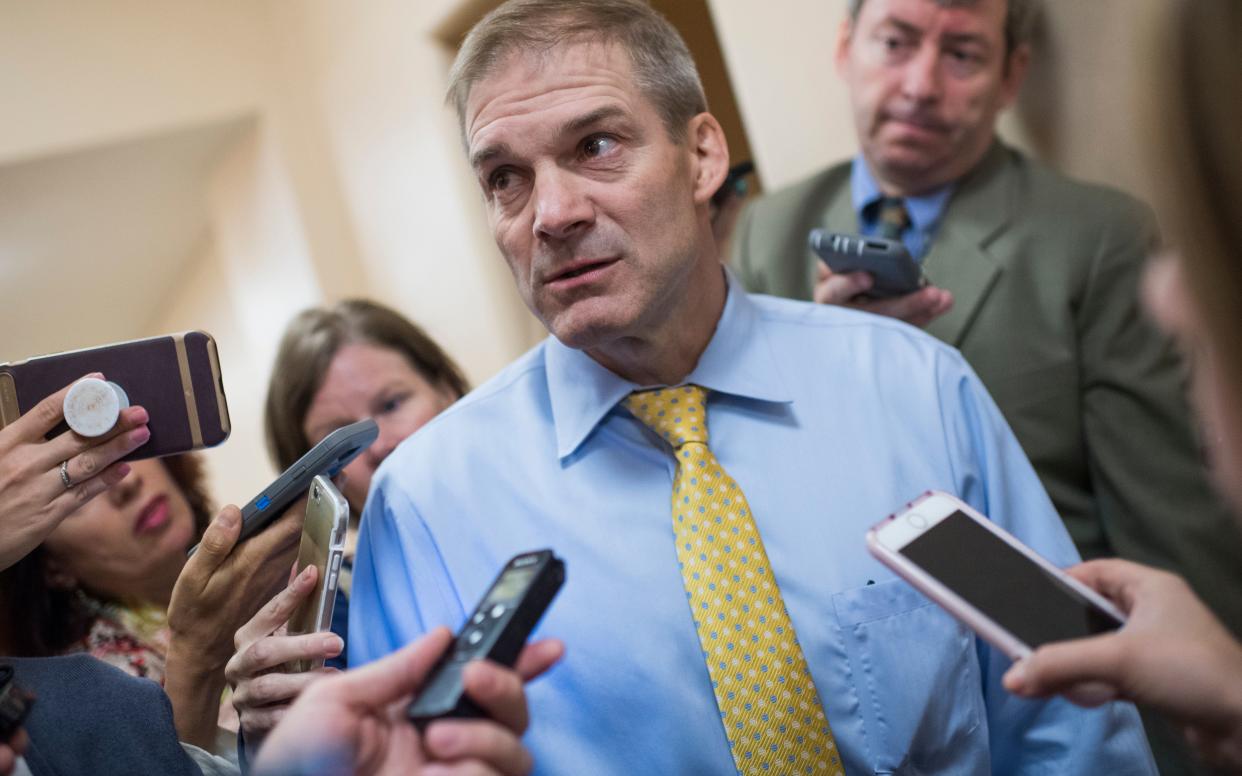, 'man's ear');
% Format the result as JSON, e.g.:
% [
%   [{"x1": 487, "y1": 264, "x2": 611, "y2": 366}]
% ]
[
  {"x1": 835, "y1": 17, "x2": 855, "y2": 76},
  {"x1": 999, "y1": 43, "x2": 1032, "y2": 108},
  {"x1": 688, "y1": 113, "x2": 730, "y2": 206}
]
